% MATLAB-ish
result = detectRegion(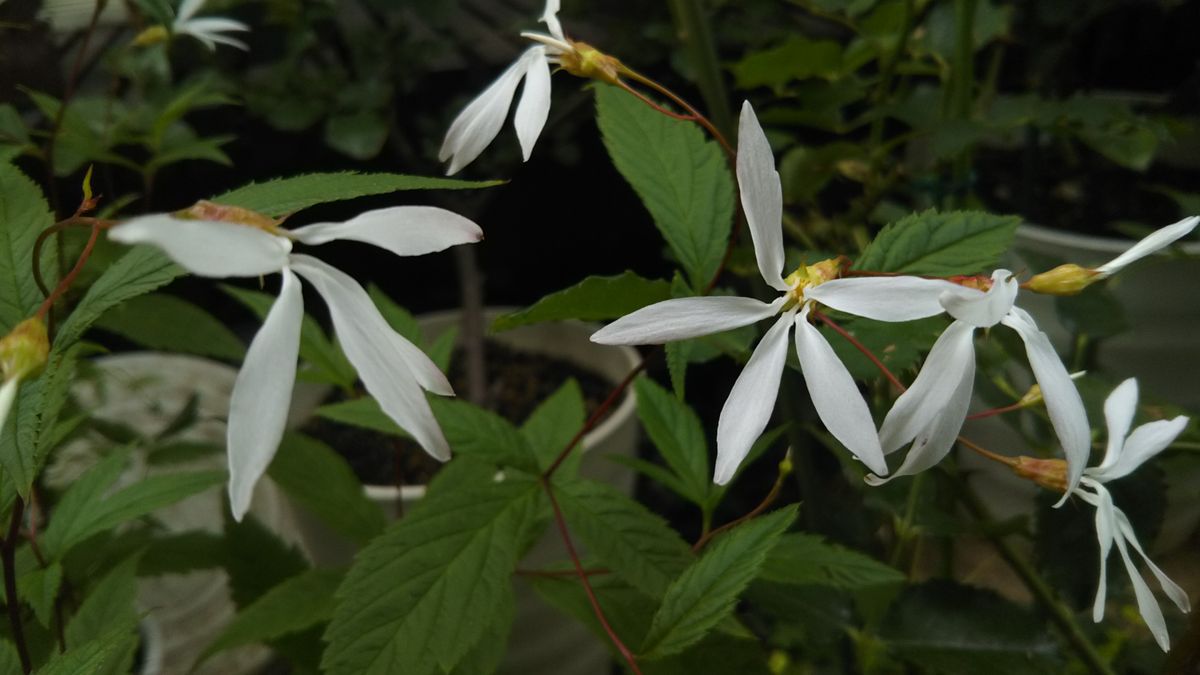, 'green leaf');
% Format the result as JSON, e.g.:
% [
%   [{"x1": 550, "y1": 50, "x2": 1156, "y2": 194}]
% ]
[
  {"x1": 854, "y1": 210, "x2": 1020, "y2": 276},
  {"x1": 491, "y1": 272, "x2": 672, "y2": 332},
  {"x1": 267, "y1": 432, "x2": 386, "y2": 546},
  {"x1": 203, "y1": 568, "x2": 343, "y2": 660},
  {"x1": 66, "y1": 555, "x2": 139, "y2": 649},
  {"x1": 732, "y1": 36, "x2": 845, "y2": 89},
  {"x1": 16, "y1": 560, "x2": 61, "y2": 628},
  {"x1": 322, "y1": 479, "x2": 545, "y2": 675},
  {"x1": 315, "y1": 397, "x2": 407, "y2": 437},
  {"x1": 224, "y1": 514, "x2": 309, "y2": 608},
  {"x1": 367, "y1": 285, "x2": 422, "y2": 345},
  {"x1": 0, "y1": 163, "x2": 55, "y2": 333},
  {"x1": 759, "y1": 533, "x2": 904, "y2": 589},
  {"x1": 213, "y1": 172, "x2": 502, "y2": 217},
  {"x1": 0, "y1": 641, "x2": 21, "y2": 675},
  {"x1": 53, "y1": 245, "x2": 184, "y2": 351},
  {"x1": 595, "y1": 85, "x2": 734, "y2": 290},
  {"x1": 640, "y1": 505, "x2": 797, "y2": 659},
  {"x1": 428, "y1": 399, "x2": 537, "y2": 472},
  {"x1": 556, "y1": 480, "x2": 692, "y2": 598},
  {"x1": 0, "y1": 347, "x2": 78, "y2": 497},
  {"x1": 521, "y1": 379, "x2": 586, "y2": 471},
  {"x1": 39, "y1": 620, "x2": 138, "y2": 675},
  {"x1": 324, "y1": 112, "x2": 389, "y2": 160},
  {"x1": 634, "y1": 378, "x2": 710, "y2": 507},
  {"x1": 445, "y1": 584, "x2": 514, "y2": 675},
  {"x1": 92, "y1": 292, "x2": 245, "y2": 360}
]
